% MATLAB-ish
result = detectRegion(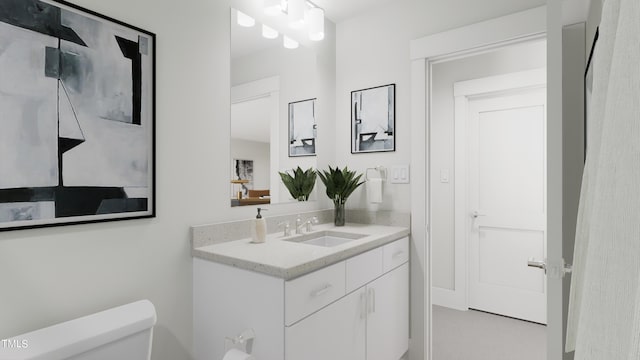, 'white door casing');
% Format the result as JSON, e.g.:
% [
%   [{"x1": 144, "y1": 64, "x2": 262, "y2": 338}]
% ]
[
  {"x1": 409, "y1": 4, "x2": 576, "y2": 359},
  {"x1": 457, "y1": 74, "x2": 547, "y2": 324}
]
